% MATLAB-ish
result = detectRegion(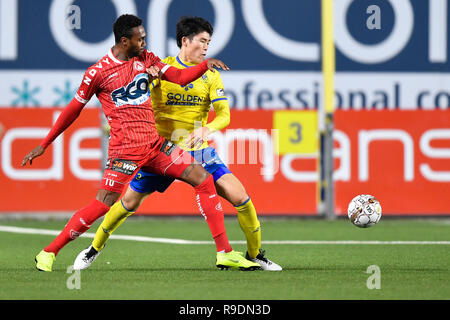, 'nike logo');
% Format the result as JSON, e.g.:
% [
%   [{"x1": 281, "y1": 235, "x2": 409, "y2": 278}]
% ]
[{"x1": 227, "y1": 259, "x2": 239, "y2": 263}]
